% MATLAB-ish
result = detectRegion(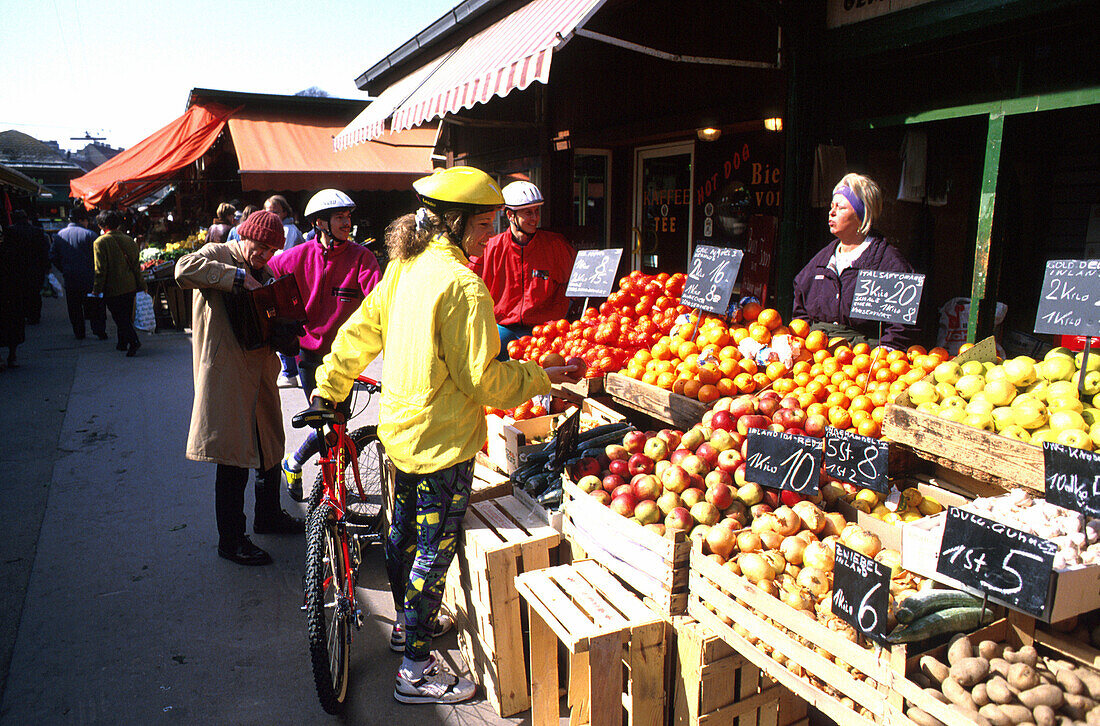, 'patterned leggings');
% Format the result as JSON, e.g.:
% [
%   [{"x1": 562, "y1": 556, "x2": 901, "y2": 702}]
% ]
[{"x1": 385, "y1": 458, "x2": 473, "y2": 662}]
